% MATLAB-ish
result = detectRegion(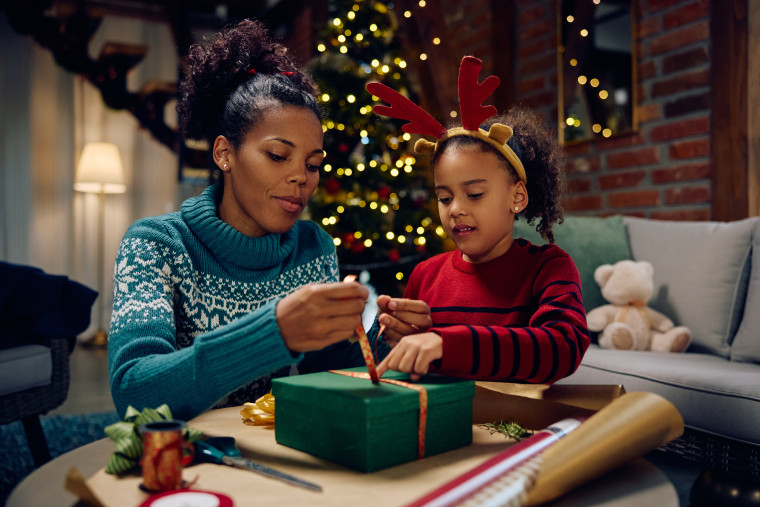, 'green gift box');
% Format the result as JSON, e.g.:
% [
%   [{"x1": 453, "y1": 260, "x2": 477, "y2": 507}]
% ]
[{"x1": 272, "y1": 367, "x2": 476, "y2": 472}]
